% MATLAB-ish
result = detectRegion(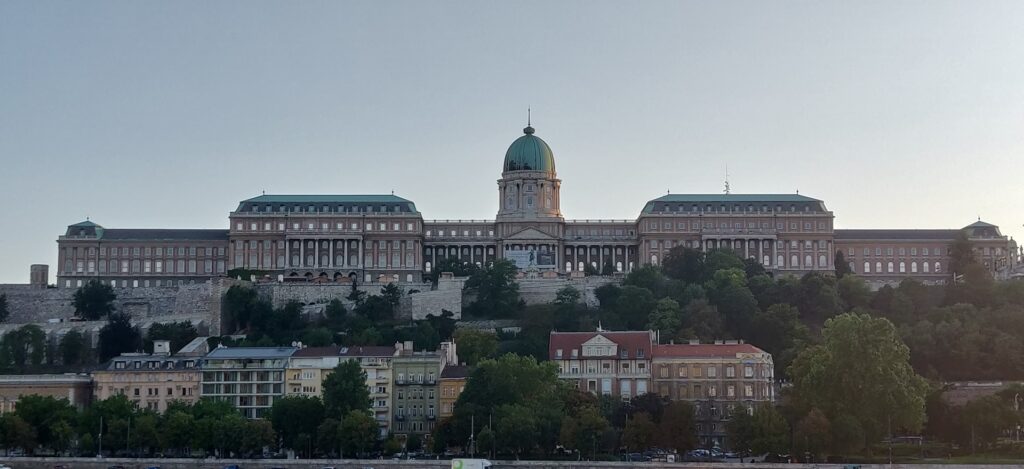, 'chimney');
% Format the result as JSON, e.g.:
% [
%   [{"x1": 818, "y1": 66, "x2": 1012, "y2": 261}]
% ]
[{"x1": 153, "y1": 340, "x2": 172, "y2": 355}]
